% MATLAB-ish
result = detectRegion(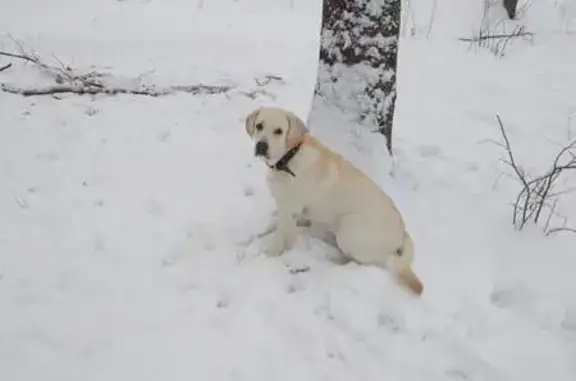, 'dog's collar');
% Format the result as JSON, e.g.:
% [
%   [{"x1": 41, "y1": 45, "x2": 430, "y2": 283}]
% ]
[{"x1": 269, "y1": 143, "x2": 302, "y2": 177}]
